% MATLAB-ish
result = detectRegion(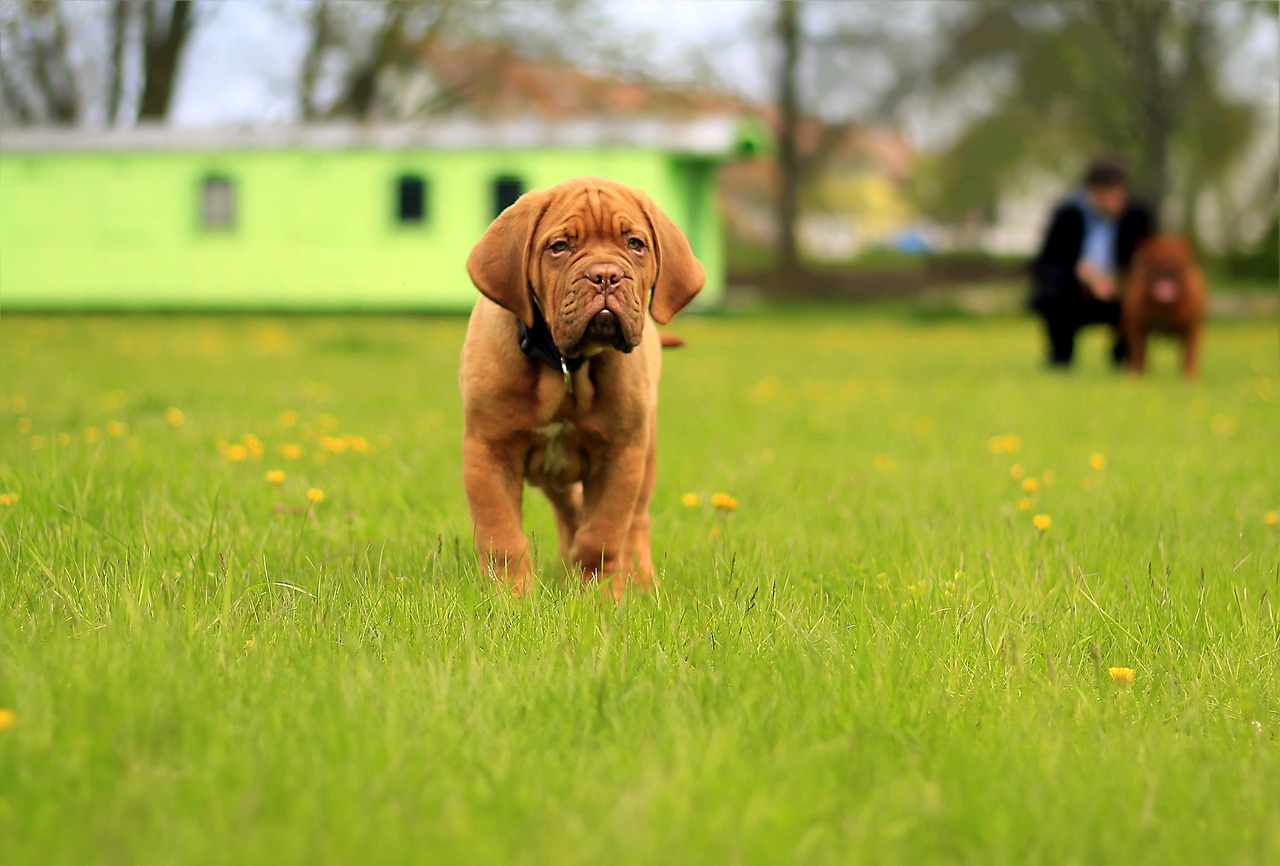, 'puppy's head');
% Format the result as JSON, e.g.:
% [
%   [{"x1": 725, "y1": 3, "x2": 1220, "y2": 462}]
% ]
[
  {"x1": 467, "y1": 177, "x2": 704, "y2": 357},
  {"x1": 1133, "y1": 235, "x2": 1196, "y2": 305}
]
